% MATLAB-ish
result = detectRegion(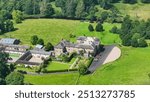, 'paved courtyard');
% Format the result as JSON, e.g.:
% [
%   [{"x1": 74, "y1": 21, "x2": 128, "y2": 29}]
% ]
[{"x1": 29, "y1": 56, "x2": 43, "y2": 63}]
